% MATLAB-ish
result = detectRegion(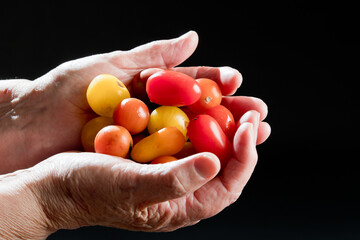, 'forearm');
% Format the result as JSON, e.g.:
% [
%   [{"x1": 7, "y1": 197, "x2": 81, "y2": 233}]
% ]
[{"x1": 0, "y1": 168, "x2": 51, "y2": 239}]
